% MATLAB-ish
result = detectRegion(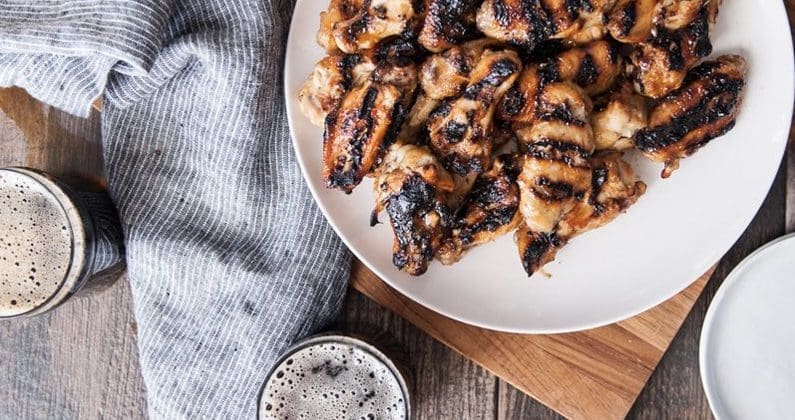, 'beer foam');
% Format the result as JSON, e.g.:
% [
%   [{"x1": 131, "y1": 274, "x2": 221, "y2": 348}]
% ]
[
  {"x1": 259, "y1": 341, "x2": 408, "y2": 420},
  {"x1": 0, "y1": 170, "x2": 74, "y2": 317}
]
